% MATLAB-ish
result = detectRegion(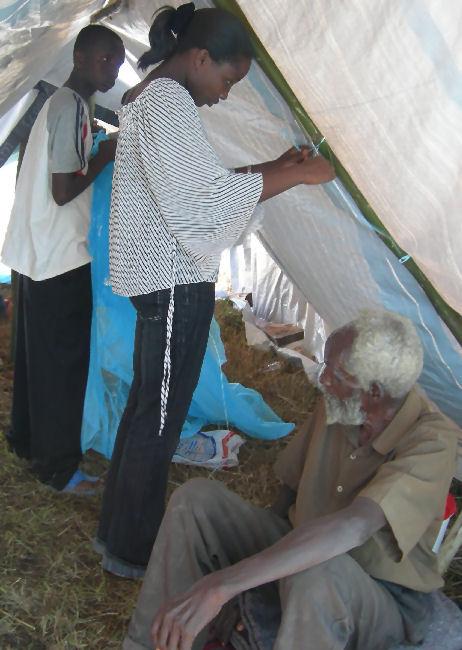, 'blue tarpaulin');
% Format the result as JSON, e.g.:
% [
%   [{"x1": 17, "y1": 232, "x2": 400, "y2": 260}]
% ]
[{"x1": 81, "y1": 158, "x2": 293, "y2": 458}]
